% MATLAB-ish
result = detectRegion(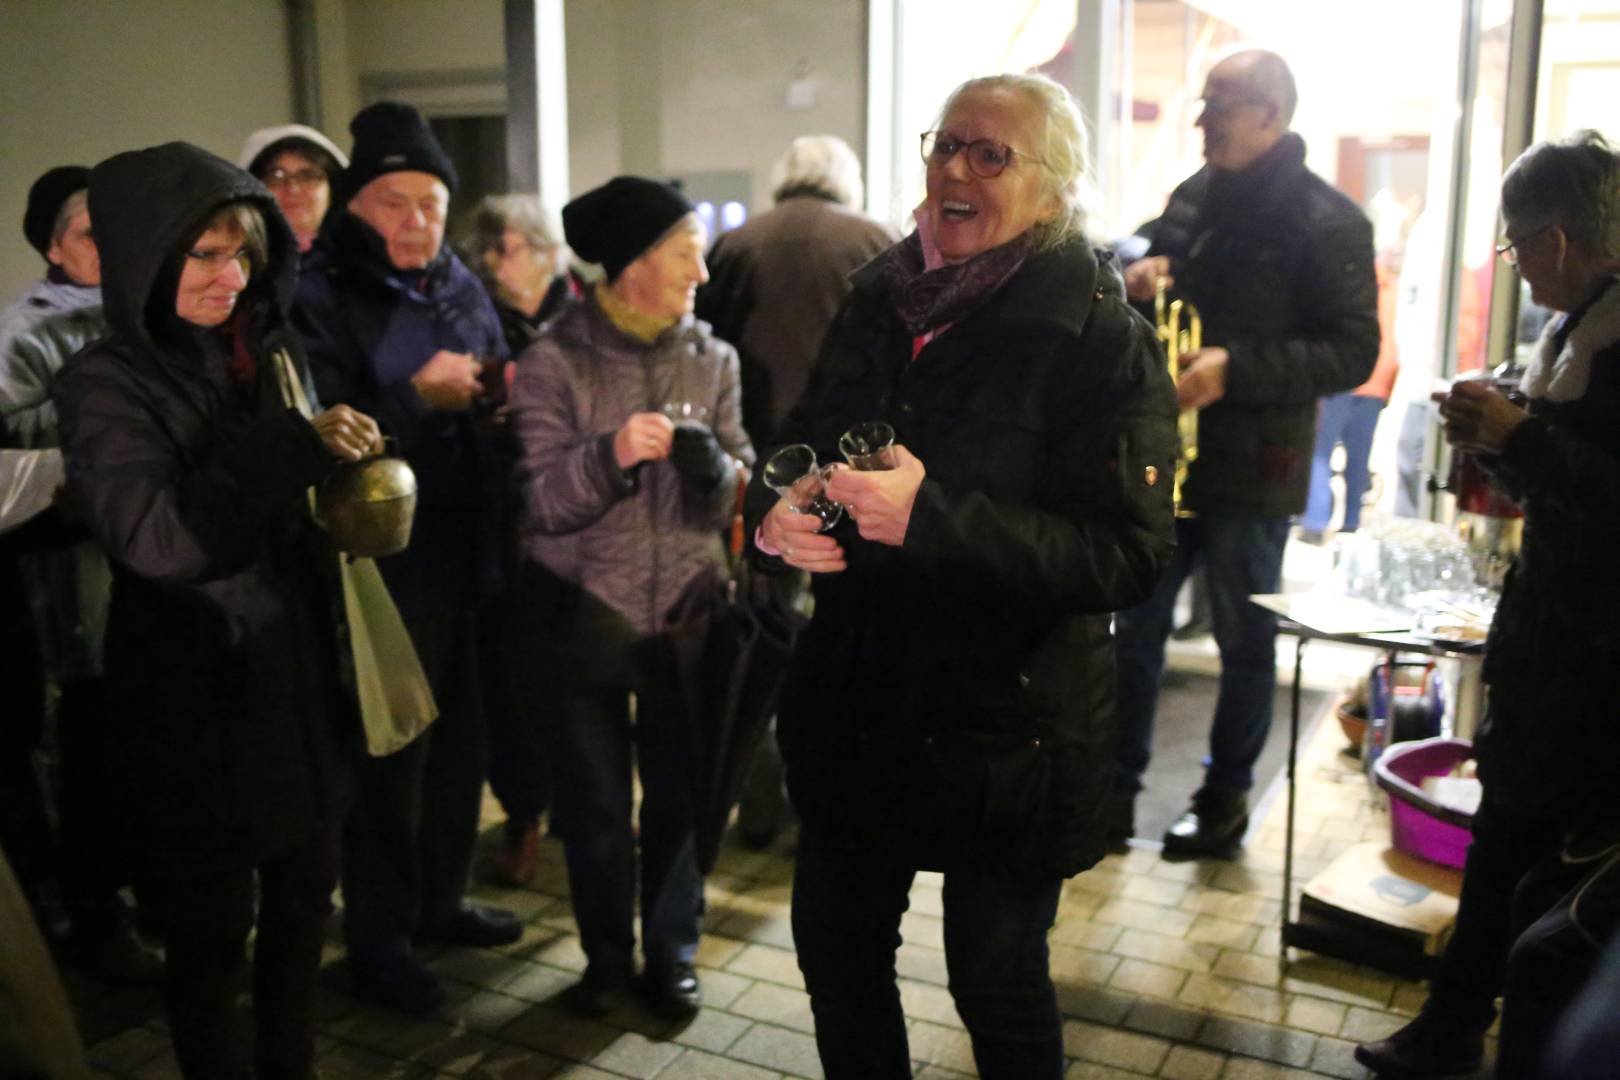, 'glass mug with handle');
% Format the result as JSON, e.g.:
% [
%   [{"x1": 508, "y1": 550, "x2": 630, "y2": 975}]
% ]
[
  {"x1": 763, "y1": 444, "x2": 843, "y2": 532},
  {"x1": 838, "y1": 421, "x2": 896, "y2": 471}
]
